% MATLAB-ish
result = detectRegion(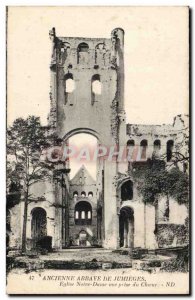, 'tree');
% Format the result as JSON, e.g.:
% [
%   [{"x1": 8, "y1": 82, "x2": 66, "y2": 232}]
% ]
[
  {"x1": 166, "y1": 167, "x2": 189, "y2": 205},
  {"x1": 7, "y1": 116, "x2": 54, "y2": 252},
  {"x1": 132, "y1": 159, "x2": 189, "y2": 218},
  {"x1": 132, "y1": 159, "x2": 167, "y2": 205}
]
